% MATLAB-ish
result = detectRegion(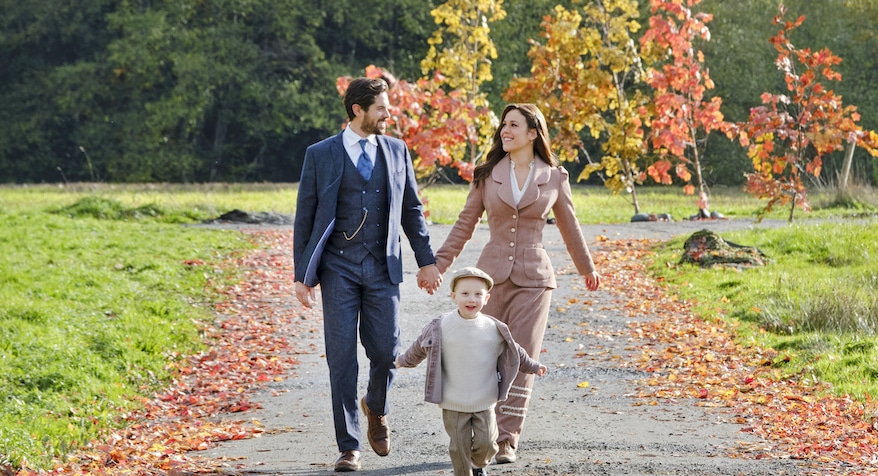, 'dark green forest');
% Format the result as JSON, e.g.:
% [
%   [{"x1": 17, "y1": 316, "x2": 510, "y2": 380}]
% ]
[{"x1": 1, "y1": 0, "x2": 876, "y2": 185}]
